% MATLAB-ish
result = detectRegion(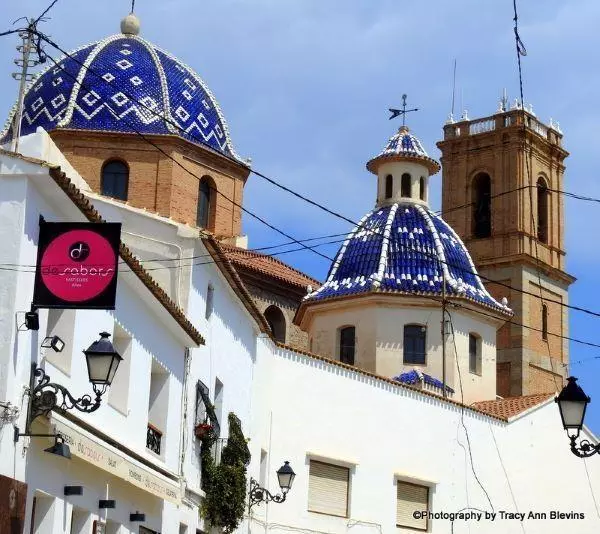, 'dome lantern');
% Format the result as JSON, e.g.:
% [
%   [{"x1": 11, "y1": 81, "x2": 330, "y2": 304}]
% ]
[
  {"x1": 367, "y1": 125, "x2": 440, "y2": 209},
  {"x1": 120, "y1": 13, "x2": 141, "y2": 36}
]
